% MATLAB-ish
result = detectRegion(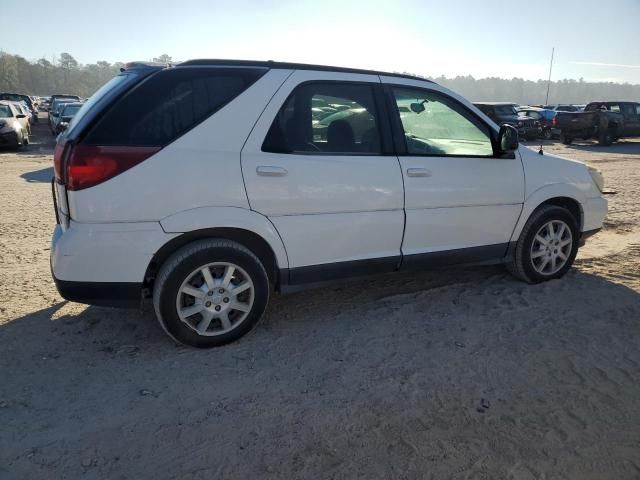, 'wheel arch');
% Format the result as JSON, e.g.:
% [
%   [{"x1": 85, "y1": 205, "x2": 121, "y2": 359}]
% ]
[
  {"x1": 144, "y1": 227, "x2": 281, "y2": 294},
  {"x1": 511, "y1": 187, "x2": 585, "y2": 243},
  {"x1": 144, "y1": 206, "x2": 290, "y2": 295}
]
